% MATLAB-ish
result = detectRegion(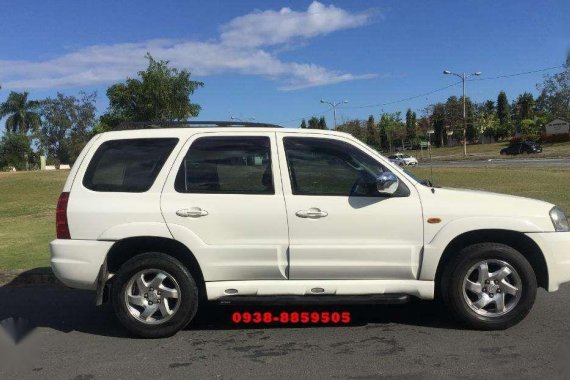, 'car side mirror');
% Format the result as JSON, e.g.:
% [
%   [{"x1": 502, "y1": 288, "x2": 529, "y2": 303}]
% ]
[{"x1": 376, "y1": 172, "x2": 399, "y2": 196}]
